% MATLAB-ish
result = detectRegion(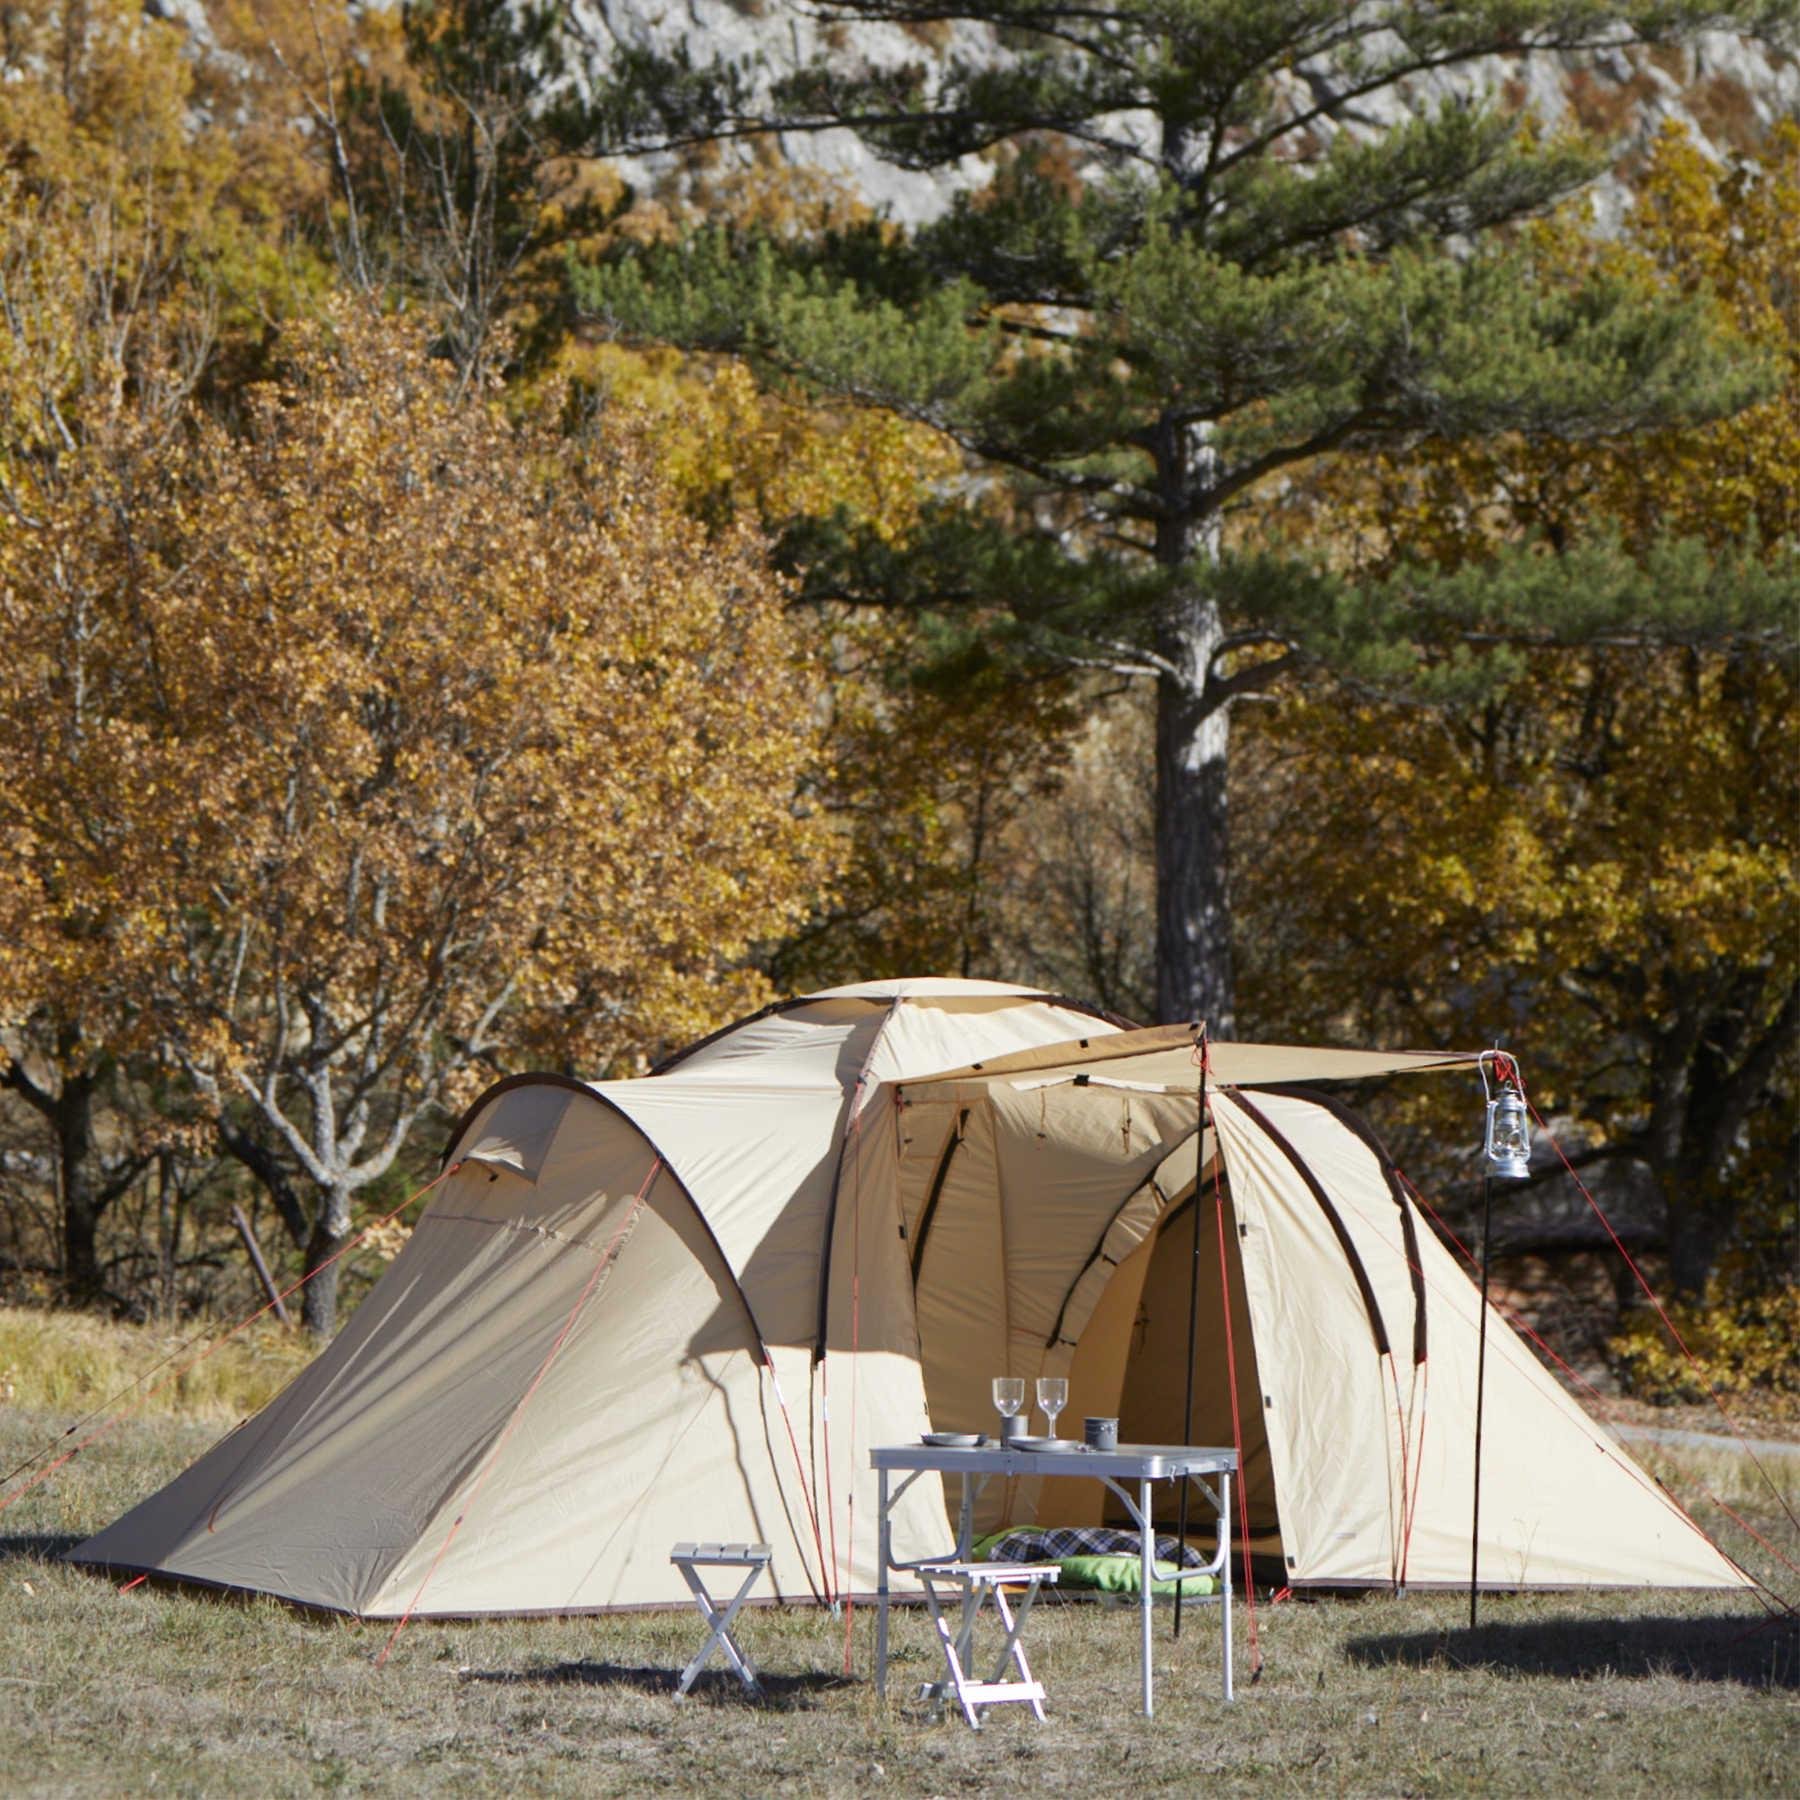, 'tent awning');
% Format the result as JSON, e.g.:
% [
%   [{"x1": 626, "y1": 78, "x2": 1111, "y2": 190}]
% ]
[{"x1": 902, "y1": 1024, "x2": 1489, "y2": 1093}]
